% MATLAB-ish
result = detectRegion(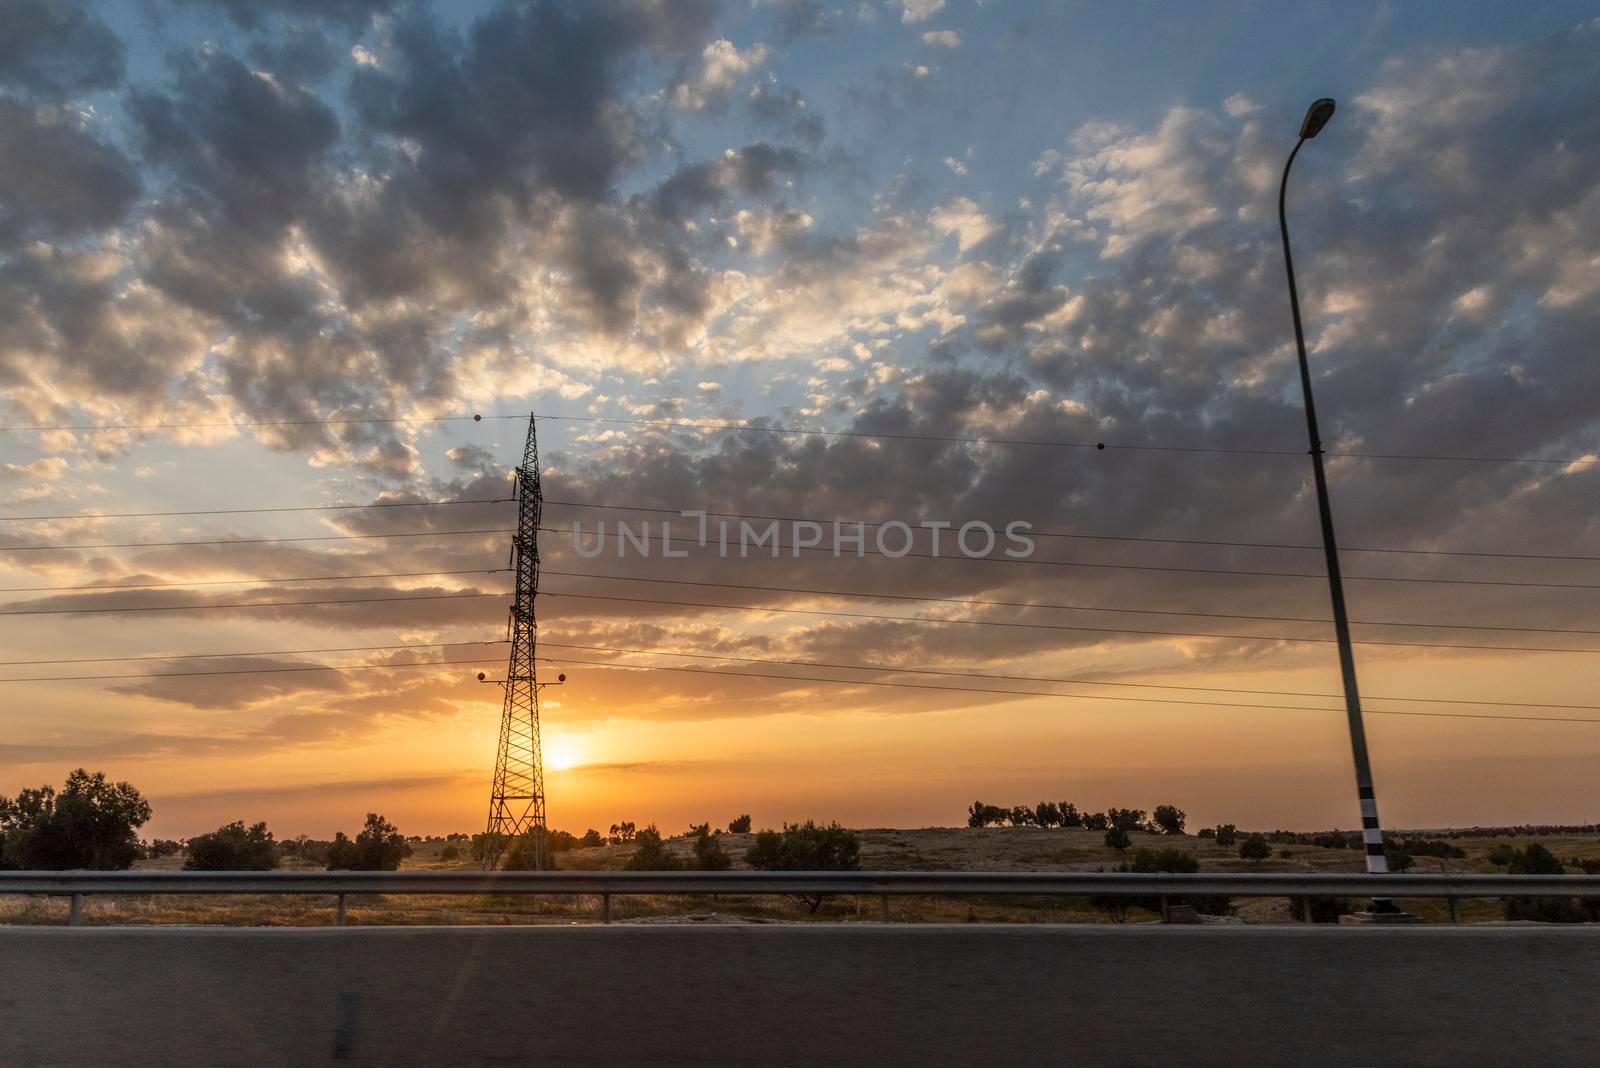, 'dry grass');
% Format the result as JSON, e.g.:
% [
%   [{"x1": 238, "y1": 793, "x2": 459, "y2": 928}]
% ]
[{"x1": 4, "y1": 827, "x2": 1594, "y2": 928}]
